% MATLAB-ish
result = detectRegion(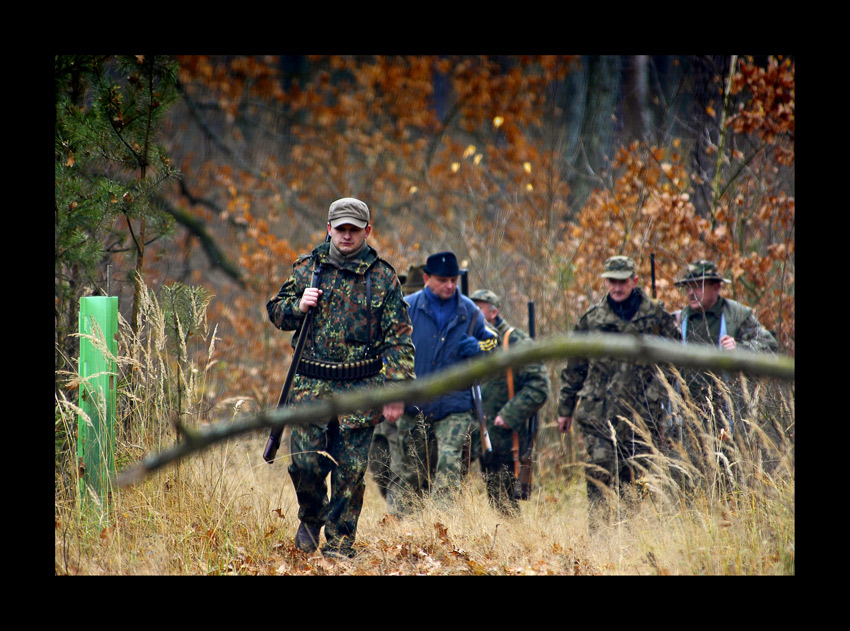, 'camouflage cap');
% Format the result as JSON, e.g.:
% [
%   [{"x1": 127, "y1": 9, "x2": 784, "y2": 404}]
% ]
[
  {"x1": 470, "y1": 289, "x2": 500, "y2": 309},
  {"x1": 674, "y1": 260, "x2": 730, "y2": 285},
  {"x1": 328, "y1": 197, "x2": 370, "y2": 228},
  {"x1": 401, "y1": 264, "x2": 425, "y2": 294},
  {"x1": 601, "y1": 255, "x2": 636, "y2": 279}
]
